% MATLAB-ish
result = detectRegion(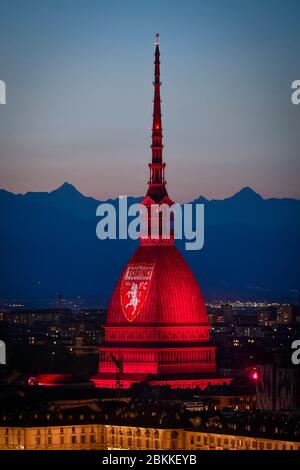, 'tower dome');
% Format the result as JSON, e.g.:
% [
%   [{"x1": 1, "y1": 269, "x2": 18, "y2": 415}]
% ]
[
  {"x1": 92, "y1": 35, "x2": 231, "y2": 389},
  {"x1": 107, "y1": 245, "x2": 208, "y2": 326}
]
